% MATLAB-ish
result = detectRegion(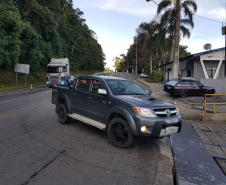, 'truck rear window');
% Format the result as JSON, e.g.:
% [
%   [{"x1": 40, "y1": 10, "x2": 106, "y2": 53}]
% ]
[{"x1": 76, "y1": 79, "x2": 90, "y2": 92}]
